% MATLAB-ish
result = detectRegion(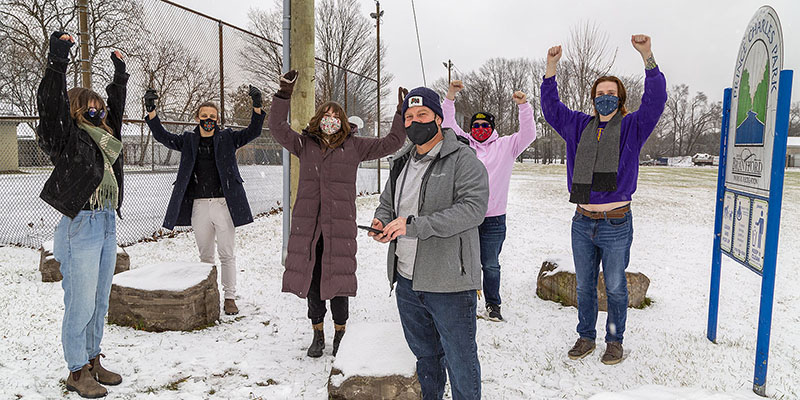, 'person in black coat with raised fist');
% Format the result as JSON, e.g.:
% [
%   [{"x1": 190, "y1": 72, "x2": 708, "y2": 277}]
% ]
[
  {"x1": 37, "y1": 31, "x2": 128, "y2": 398},
  {"x1": 144, "y1": 85, "x2": 265, "y2": 316}
]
